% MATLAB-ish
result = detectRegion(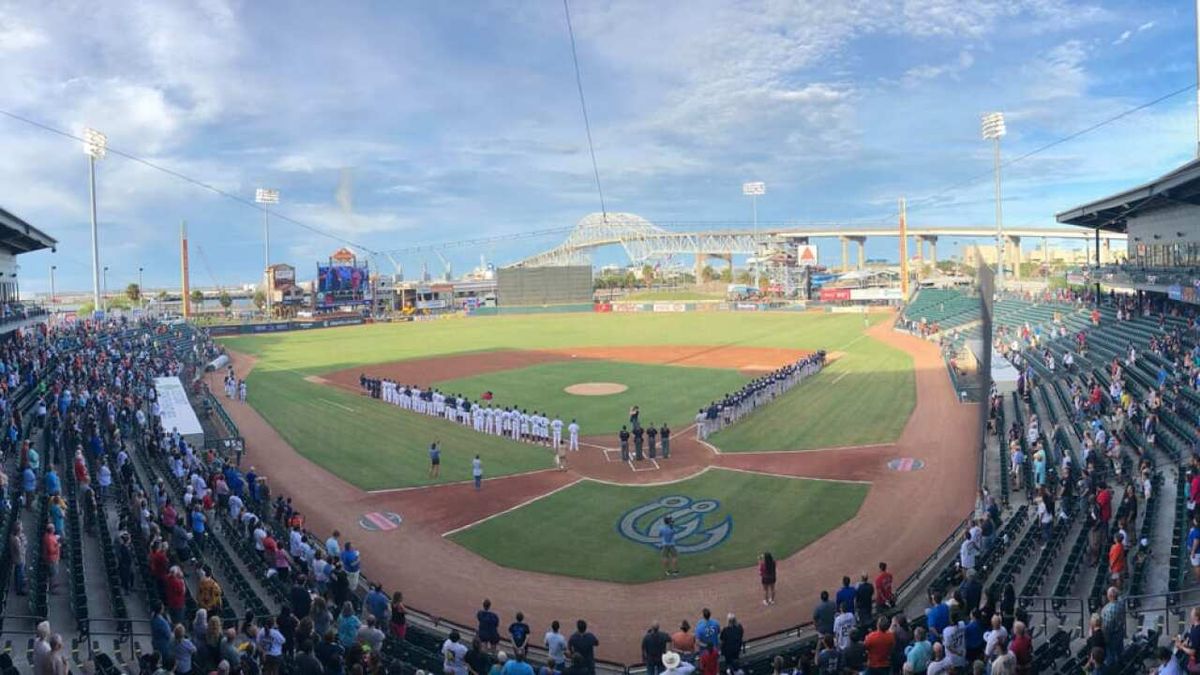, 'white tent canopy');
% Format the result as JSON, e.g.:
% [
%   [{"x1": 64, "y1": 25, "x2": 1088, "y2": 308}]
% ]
[{"x1": 155, "y1": 376, "x2": 204, "y2": 444}]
